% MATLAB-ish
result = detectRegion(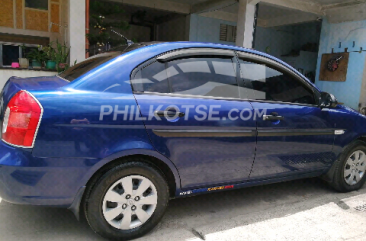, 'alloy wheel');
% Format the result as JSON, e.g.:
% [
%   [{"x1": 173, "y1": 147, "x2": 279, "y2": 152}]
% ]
[
  {"x1": 102, "y1": 175, "x2": 158, "y2": 230},
  {"x1": 344, "y1": 150, "x2": 366, "y2": 185}
]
